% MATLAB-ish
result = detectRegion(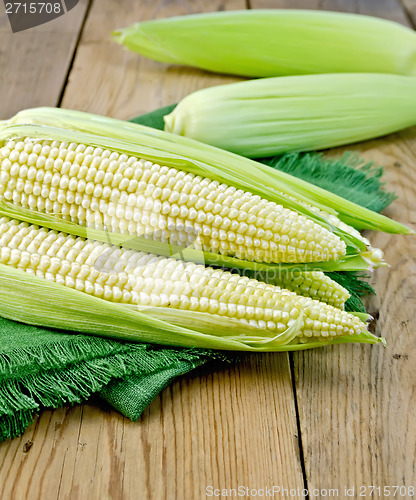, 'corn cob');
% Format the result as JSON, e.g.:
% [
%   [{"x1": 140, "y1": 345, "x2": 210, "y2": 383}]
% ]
[
  {"x1": 164, "y1": 74, "x2": 416, "y2": 157},
  {"x1": 112, "y1": 10, "x2": 416, "y2": 77},
  {"x1": 0, "y1": 137, "x2": 347, "y2": 265},
  {"x1": 249, "y1": 270, "x2": 350, "y2": 310},
  {"x1": 0, "y1": 216, "x2": 367, "y2": 340},
  {"x1": 5, "y1": 107, "x2": 412, "y2": 236},
  {"x1": 0, "y1": 208, "x2": 351, "y2": 309}
]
